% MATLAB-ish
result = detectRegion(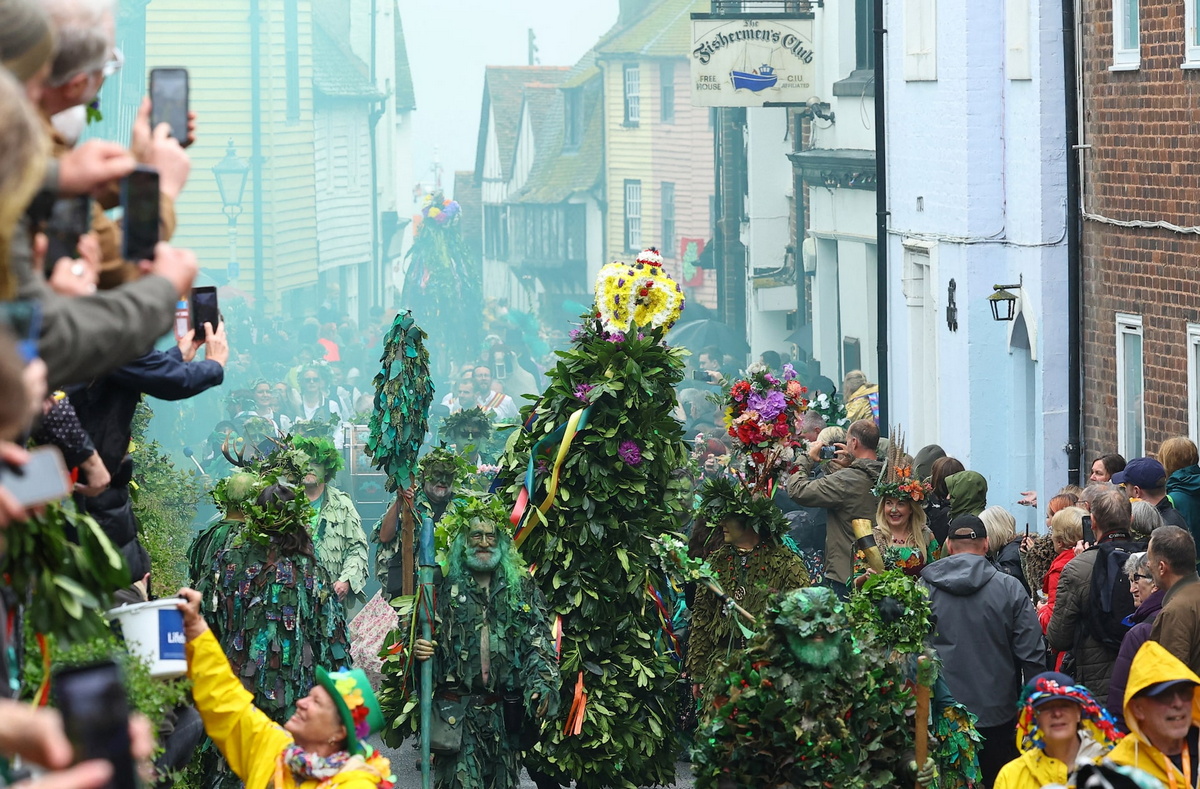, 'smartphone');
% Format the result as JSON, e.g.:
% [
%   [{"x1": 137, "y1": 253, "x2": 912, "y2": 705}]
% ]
[
  {"x1": 692, "y1": 371, "x2": 711, "y2": 382},
  {"x1": 0, "y1": 446, "x2": 71, "y2": 506},
  {"x1": 1081, "y1": 514, "x2": 1094, "y2": 543},
  {"x1": 0, "y1": 300, "x2": 43, "y2": 363},
  {"x1": 189, "y1": 286, "x2": 219, "y2": 341},
  {"x1": 43, "y1": 196, "x2": 91, "y2": 276},
  {"x1": 819, "y1": 444, "x2": 837, "y2": 460},
  {"x1": 53, "y1": 661, "x2": 137, "y2": 789},
  {"x1": 149, "y1": 68, "x2": 189, "y2": 144},
  {"x1": 120, "y1": 166, "x2": 160, "y2": 264}
]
